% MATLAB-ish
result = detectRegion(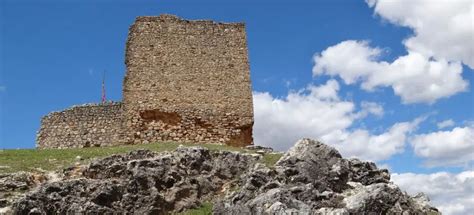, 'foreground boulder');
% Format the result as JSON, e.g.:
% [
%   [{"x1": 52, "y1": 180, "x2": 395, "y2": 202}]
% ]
[
  {"x1": 0, "y1": 171, "x2": 54, "y2": 213},
  {"x1": 12, "y1": 147, "x2": 259, "y2": 214},
  {"x1": 213, "y1": 139, "x2": 439, "y2": 214},
  {"x1": 10, "y1": 139, "x2": 440, "y2": 214}
]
